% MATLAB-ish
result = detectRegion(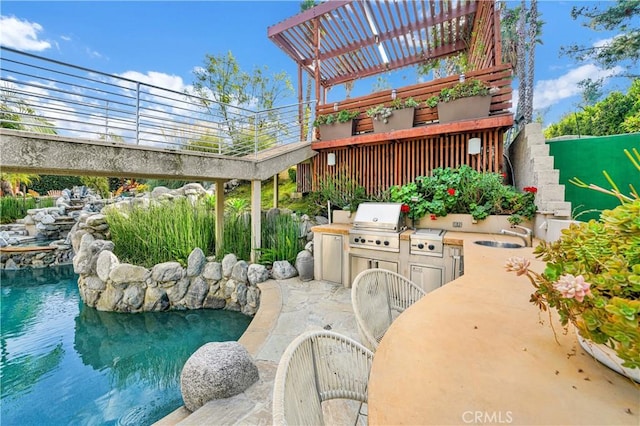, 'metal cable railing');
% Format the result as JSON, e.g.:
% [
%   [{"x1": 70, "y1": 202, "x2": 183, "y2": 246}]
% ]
[{"x1": 0, "y1": 47, "x2": 316, "y2": 157}]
